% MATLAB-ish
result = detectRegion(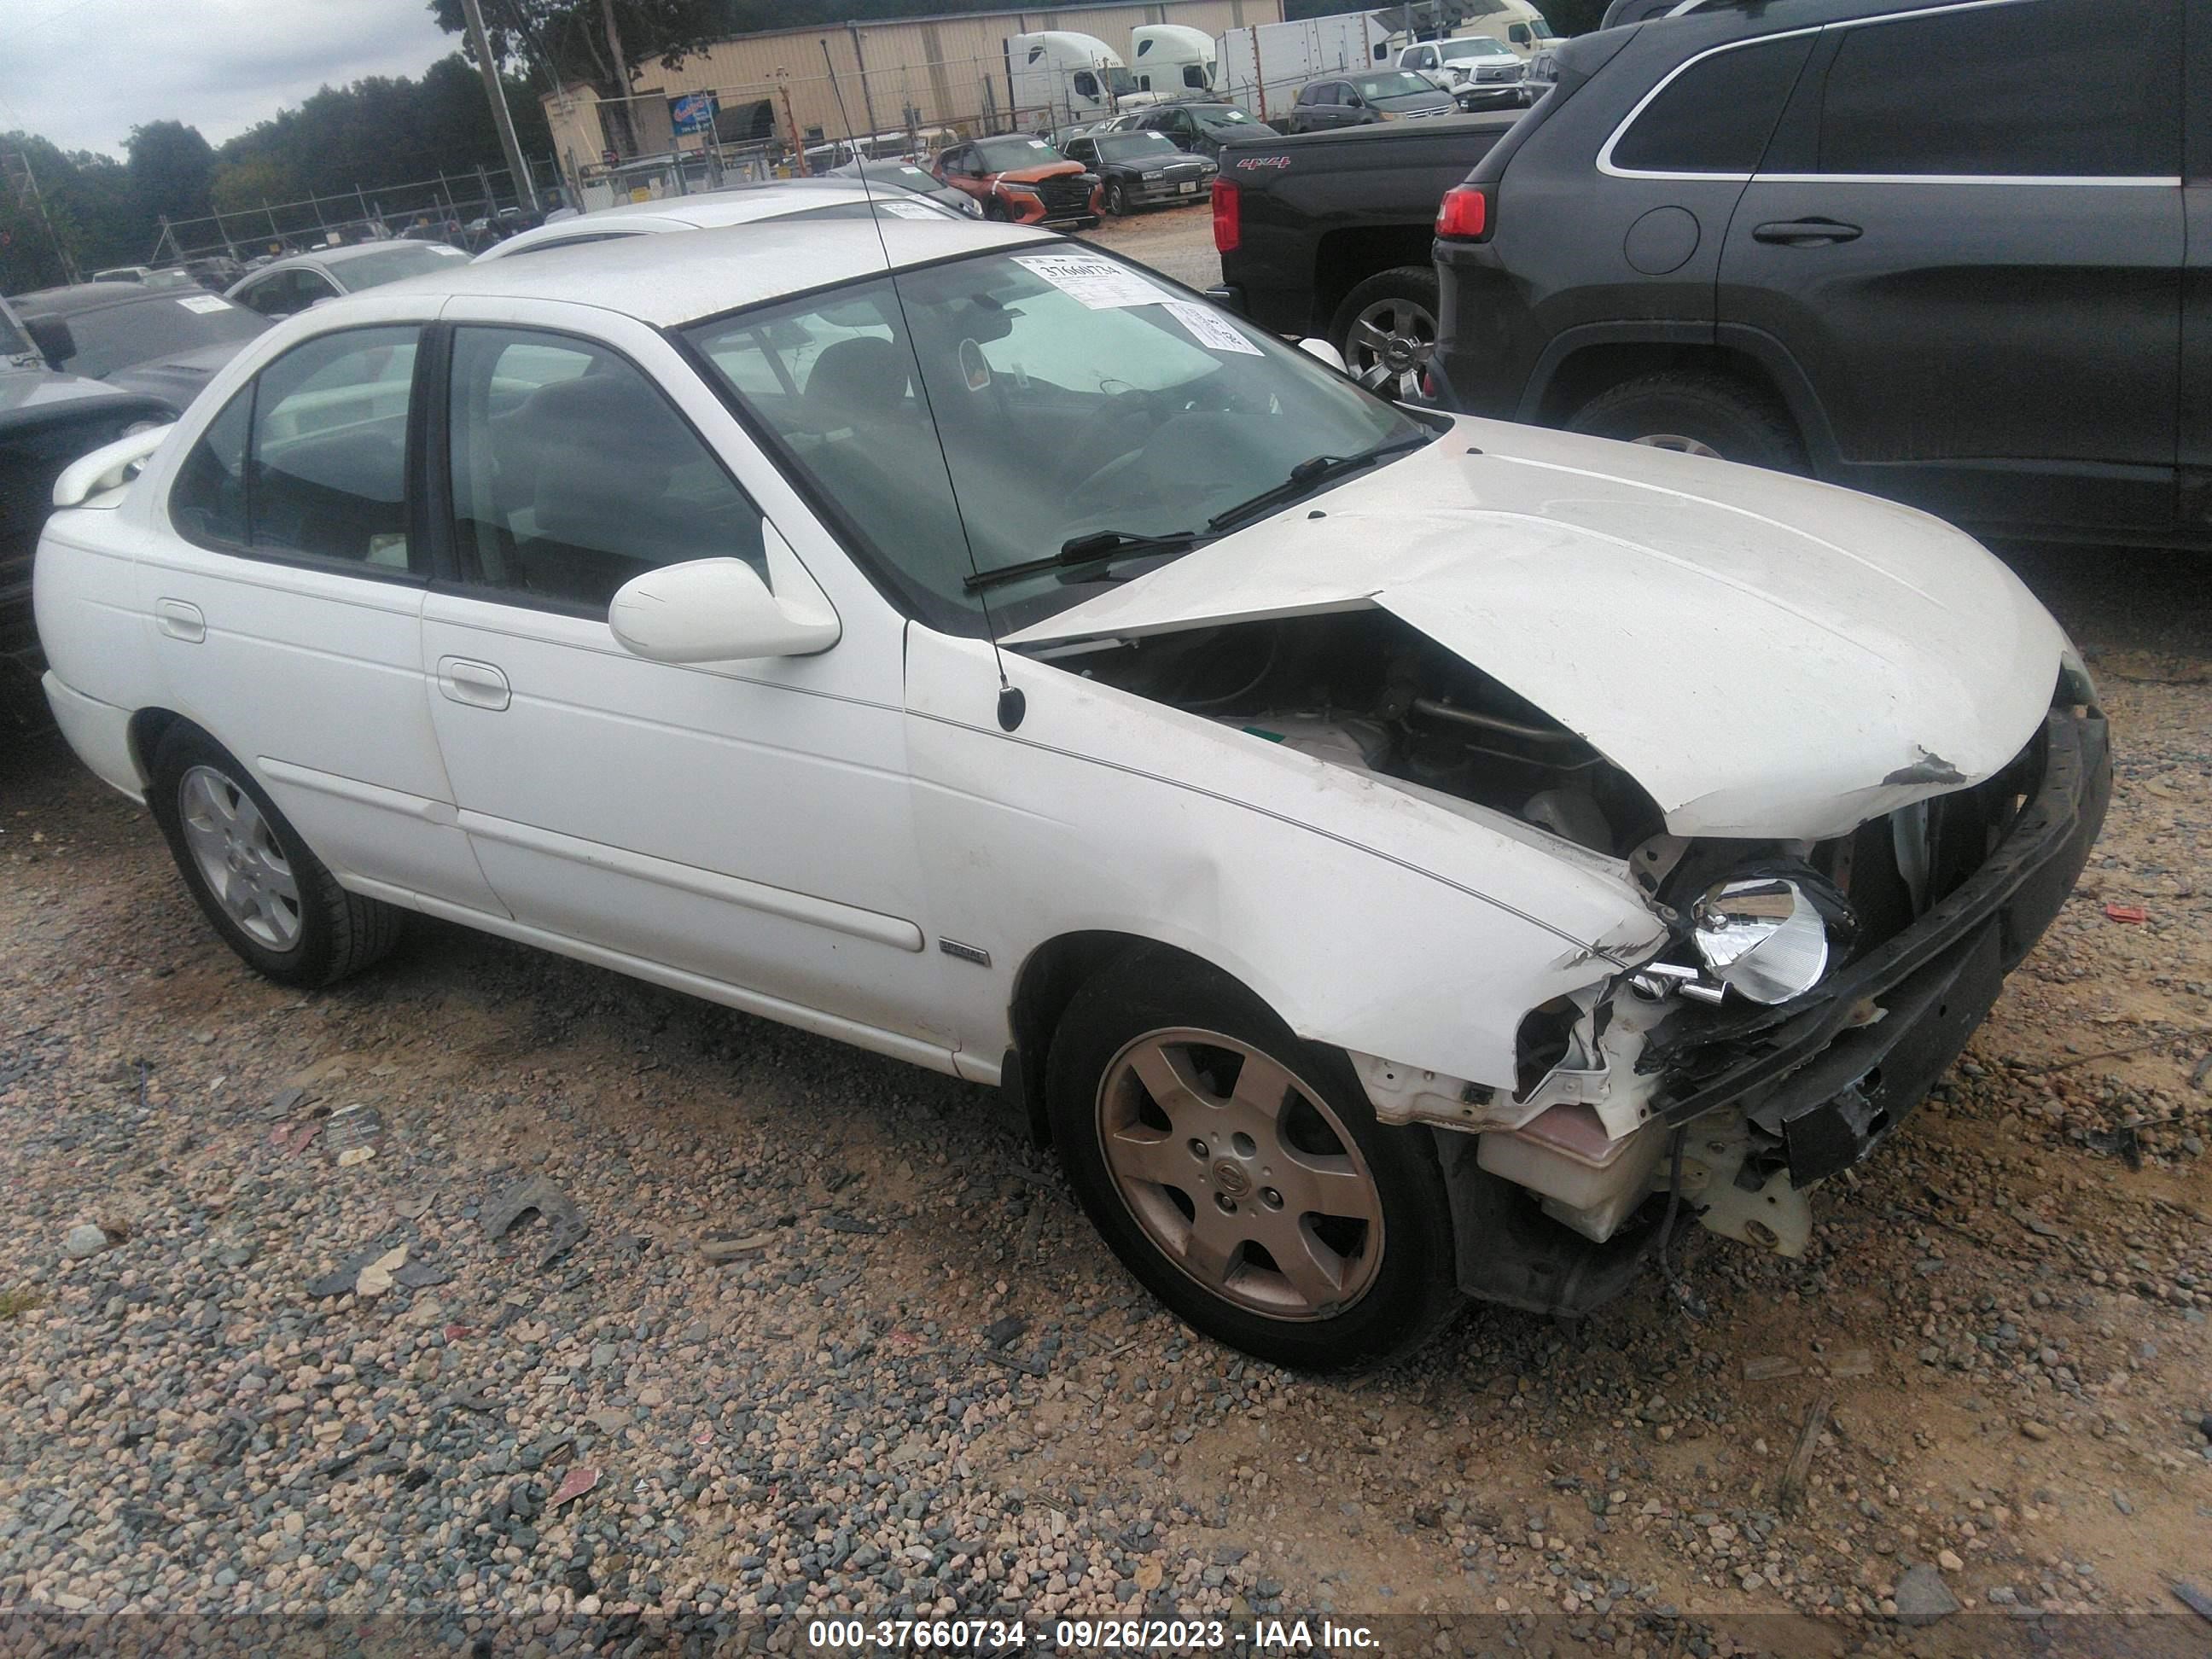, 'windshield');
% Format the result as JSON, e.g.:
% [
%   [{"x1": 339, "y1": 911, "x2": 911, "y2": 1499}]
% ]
[
  {"x1": 1097, "y1": 133, "x2": 1180, "y2": 162},
  {"x1": 1352, "y1": 72, "x2": 1441, "y2": 101},
  {"x1": 1198, "y1": 106, "x2": 1257, "y2": 129},
  {"x1": 333, "y1": 243, "x2": 469, "y2": 291},
  {"x1": 975, "y1": 136, "x2": 1062, "y2": 171},
  {"x1": 867, "y1": 164, "x2": 942, "y2": 193},
  {"x1": 684, "y1": 247, "x2": 1425, "y2": 633},
  {"x1": 1441, "y1": 38, "x2": 1515, "y2": 59},
  {"x1": 1104, "y1": 66, "x2": 1138, "y2": 96},
  {"x1": 52, "y1": 294, "x2": 265, "y2": 378}
]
